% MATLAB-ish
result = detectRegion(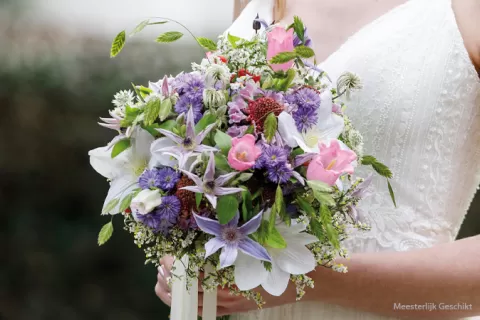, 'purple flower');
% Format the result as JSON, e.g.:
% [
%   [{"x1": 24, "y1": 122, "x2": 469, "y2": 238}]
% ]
[
  {"x1": 156, "y1": 196, "x2": 181, "y2": 220},
  {"x1": 138, "y1": 168, "x2": 162, "y2": 190},
  {"x1": 267, "y1": 162, "x2": 293, "y2": 184},
  {"x1": 137, "y1": 211, "x2": 164, "y2": 231},
  {"x1": 351, "y1": 174, "x2": 373, "y2": 198},
  {"x1": 293, "y1": 27, "x2": 313, "y2": 48},
  {"x1": 293, "y1": 106, "x2": 318, "y2": 132},
  {"x1": 173, "y1": 72, "x2": 204, "y2": 98},
  {"x1": 228, "y1": 96, "x2": 248, "y2": 124},
  {"x1": 257, "y1": 145, "x2": 289, "y2": 169},
  {"x1": 193, "y1": 211, "x2": 271, "y2": 268},
  {"x1": 296, "y1": 87, "x2": 320, "y2": 111},
  {"x1": 154, "y1": 107, "x2": 218, "y2": 169},
  {"x1": 174, "y1": 95, "x2": 203, "y2": 123},
  {"x1": 180, "y1": 152, "x2": 244, "y2": 208},
  {"x1": 138, "y1": 196, "x2": 181, "y2": 235},
  {"x1": 156, "y1": 167, "x2": 181, "y2": 191},
  {"x1": 227, "y1": 125, "x2": 249, "y2": 138},
  {"x1": 239, "y1": 81, "x2": 261, "y2": 100},
  {"x1": 262, "y1": 90, "x2": 285, "y2": 104}
]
